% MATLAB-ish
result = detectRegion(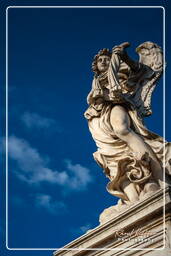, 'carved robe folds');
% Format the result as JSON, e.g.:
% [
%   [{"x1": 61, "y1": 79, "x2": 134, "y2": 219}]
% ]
[{"x1": 84, "y1": 42, "x2": 171, "y2": 211}]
